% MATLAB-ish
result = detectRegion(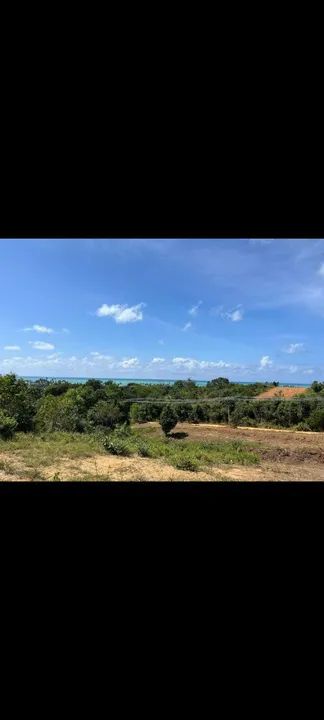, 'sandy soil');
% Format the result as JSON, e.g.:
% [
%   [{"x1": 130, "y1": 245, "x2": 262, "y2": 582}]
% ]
[
  {"x1": 257, "y1": 386, "x2": 307, "y2": 399},
  {"x1": 2, "y1": 420, "x2": 324, "y2": 481},
  {"x1": 41, "y1": 456, "x2": 229, "y2": 482}
]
